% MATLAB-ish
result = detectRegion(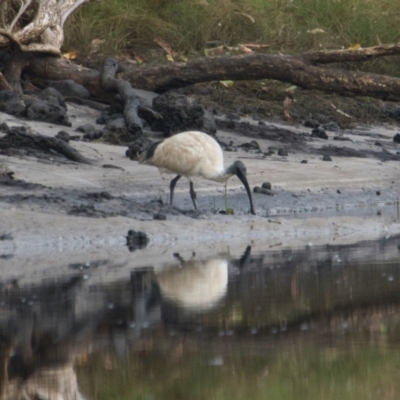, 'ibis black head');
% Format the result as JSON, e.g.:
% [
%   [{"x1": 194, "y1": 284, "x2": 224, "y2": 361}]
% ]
[{"x1": 228, "y1": 160, "x2": 256, "y2": 215}]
